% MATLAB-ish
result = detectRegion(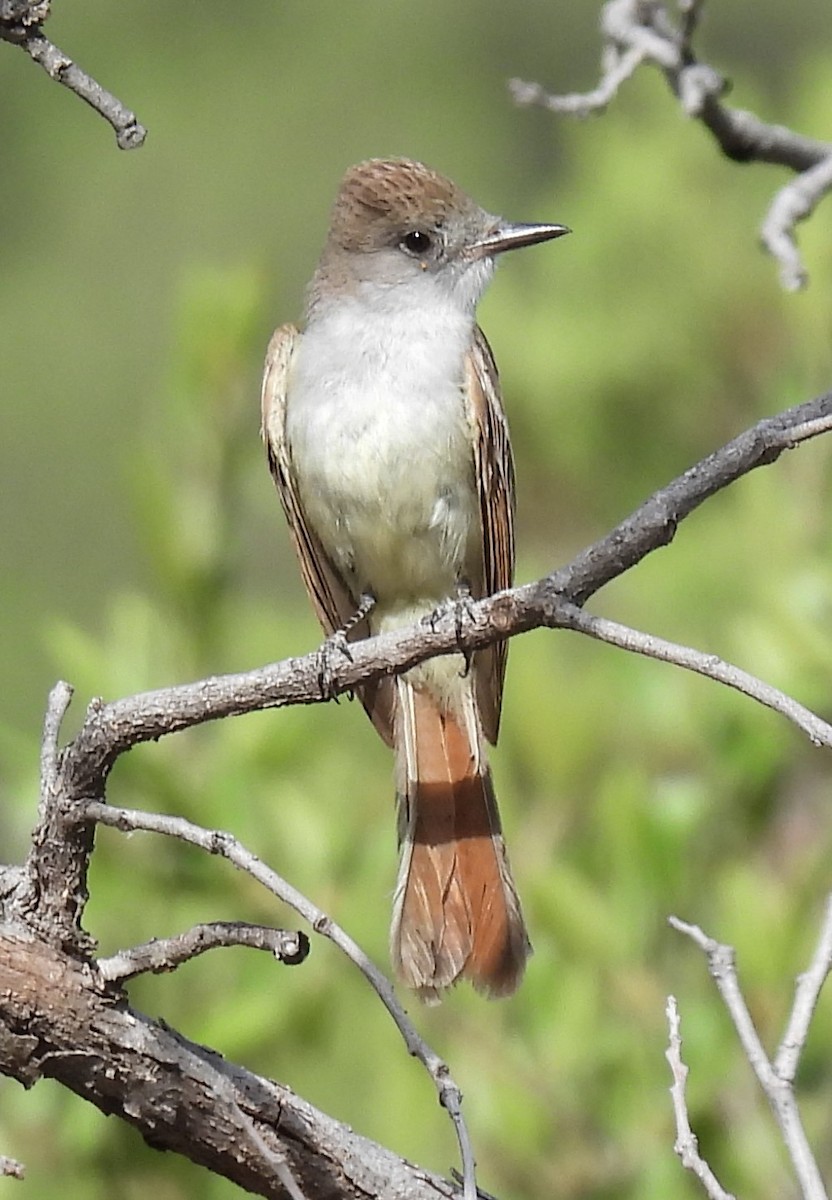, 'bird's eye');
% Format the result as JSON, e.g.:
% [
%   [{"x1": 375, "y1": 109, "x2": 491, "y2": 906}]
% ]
[{"x1": 401, "y1": 230, "x2": 433, "y2": 256}]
